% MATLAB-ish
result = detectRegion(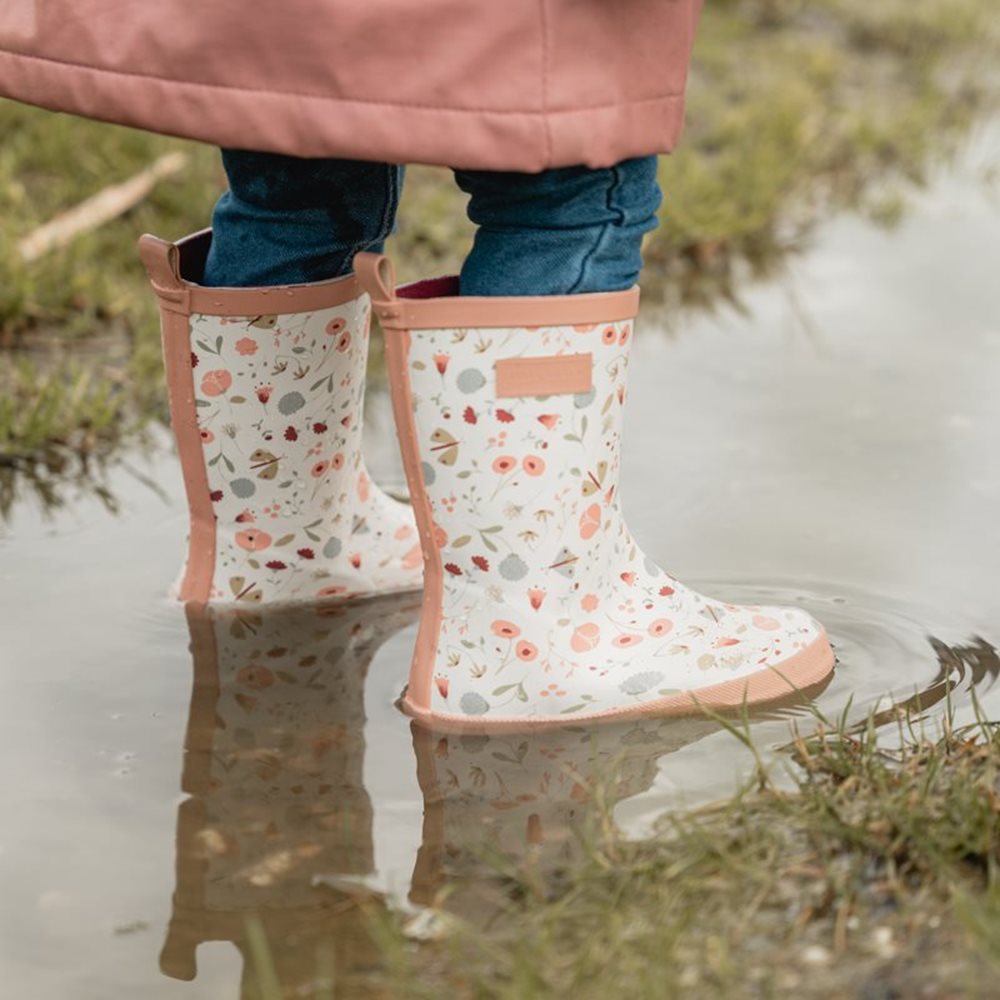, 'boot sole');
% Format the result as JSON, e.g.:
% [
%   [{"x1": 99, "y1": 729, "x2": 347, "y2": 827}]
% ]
[{"x1": 401, "y1": 628, "x2": 836, "y2": 734}]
